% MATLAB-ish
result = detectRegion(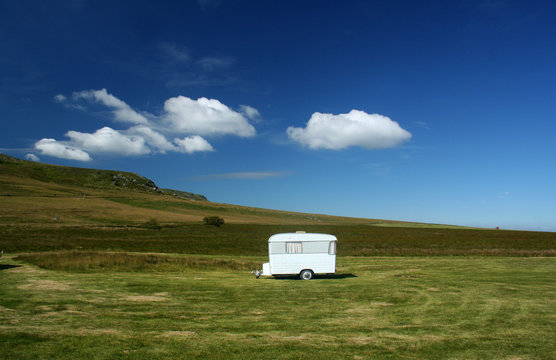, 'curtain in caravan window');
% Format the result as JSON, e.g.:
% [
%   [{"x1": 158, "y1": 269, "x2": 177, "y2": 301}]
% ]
[{"x1": 286, "y1": 242, "x2": 302, "y2": 254}]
